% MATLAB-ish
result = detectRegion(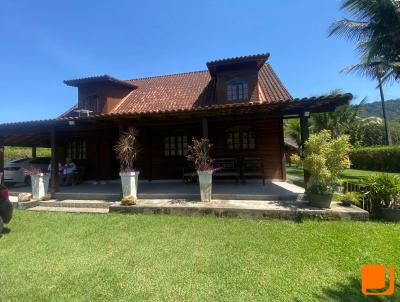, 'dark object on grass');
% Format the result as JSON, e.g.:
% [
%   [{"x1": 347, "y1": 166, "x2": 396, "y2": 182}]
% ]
[{"x1": 0, "y1": 184, "x2": 13, "y2": 233}]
